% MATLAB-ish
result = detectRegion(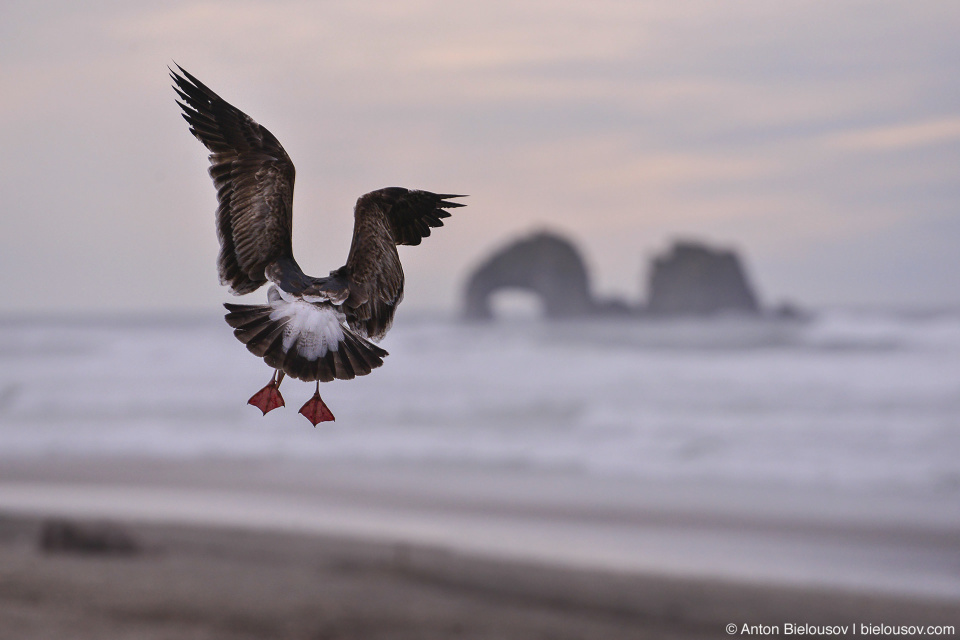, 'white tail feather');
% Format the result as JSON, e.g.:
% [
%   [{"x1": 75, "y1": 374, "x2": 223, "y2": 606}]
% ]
[{"x1": 268, "y1": 295, "x2": 345, "y2": 360}]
